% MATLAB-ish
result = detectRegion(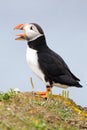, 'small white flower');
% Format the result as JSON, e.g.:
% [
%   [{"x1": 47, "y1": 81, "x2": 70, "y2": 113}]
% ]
[
  {"x1": 7, "y1": 107, "x2": 11, "y2": 111},
  {"x1": 14, "y1": 88, "x2": 21, "y2": 93}
]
